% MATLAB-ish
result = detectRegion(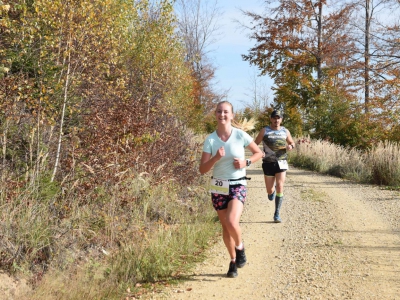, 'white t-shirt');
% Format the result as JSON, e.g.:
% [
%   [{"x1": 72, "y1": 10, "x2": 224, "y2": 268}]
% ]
[{"x1": 202, "y1": 127, "x2": 253, "y2": 185}]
